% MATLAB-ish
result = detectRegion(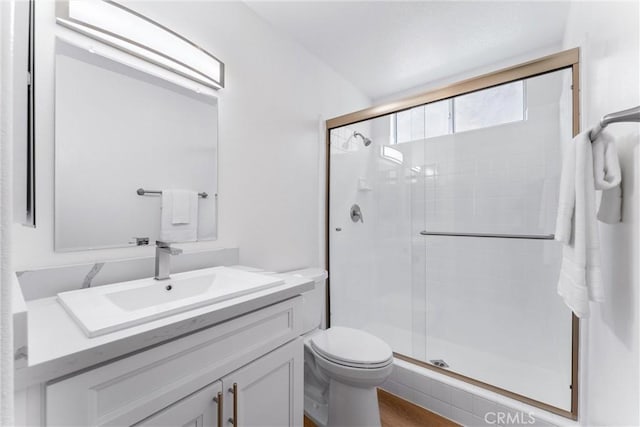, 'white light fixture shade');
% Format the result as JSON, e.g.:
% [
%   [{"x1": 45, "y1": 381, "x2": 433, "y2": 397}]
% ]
[{"x1": 56, "y1": 0, "x2": 224, "y2": 89}]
